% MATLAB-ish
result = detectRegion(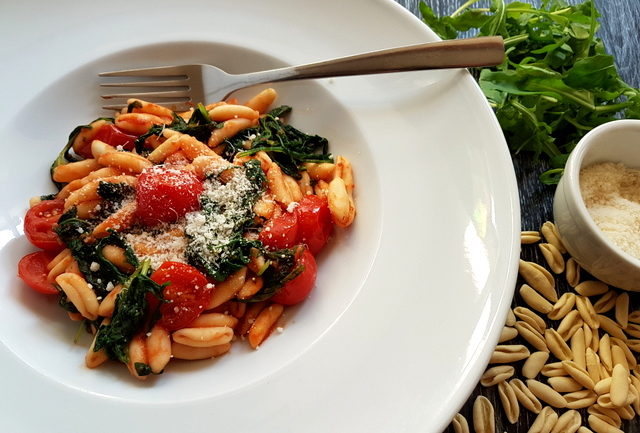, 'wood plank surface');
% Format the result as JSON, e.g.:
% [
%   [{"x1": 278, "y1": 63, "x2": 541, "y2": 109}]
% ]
[{"x1": 394, "y1": 0, "x2": 640, "y2": 431}]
